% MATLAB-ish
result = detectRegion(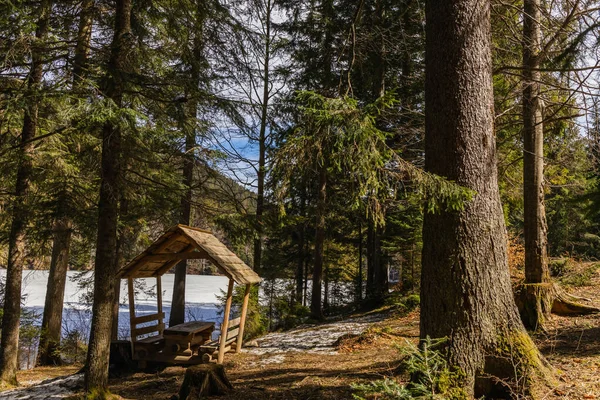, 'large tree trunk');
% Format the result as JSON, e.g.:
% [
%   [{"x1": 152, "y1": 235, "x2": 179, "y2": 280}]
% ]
[
  {"x1": 372, "y1": 226, "x2": 387, "y2": 302},
  {"x1": 295, "y1": 180, "x2": 307, "y2": 303},
  {"x1": 84, "y1": 0, "x2": 131, "y2": 393},
  {"x1": 521, "y1": 0, "x2": 551, "y2": 329},
  {"x1": 422, "y1": 1, "x2": 553, "y2": 397},
  {"x1": 365, "y1": 221, "x2": 374, "y2": 299},
  {"x1": 295, "y1": 220, "x2": 305, "y2": 304},
  {"x1": 37, "y1": 216, "x2": 72, "y2": 366},
  {"x1": 356, "y1": 220, "x2": 363, "y2": 302},
  {"x1": 72, "y1": 0, "x2": 94, "y2": 84},
  {"x1": 517, "y1": 0, "x2": 598, "y2": 329},
  {"x1": 366, "y1": 223, "x2": 387, "y2": 303},
  {"x1": 170, "y1": 1, "x2": 205, "y2": 327},
  {"x1": 0, "y1": 0, "x2": 50, "y2": 385},
  {"x1": 38, "y1": 0, "x2": 94, "y2": 365},
  {"x1": 169, "y1": 119, "x2": 194, "y2": 326},
  {"x1": 310, "y1": 167, "x2": 327, "y2": 320}
]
